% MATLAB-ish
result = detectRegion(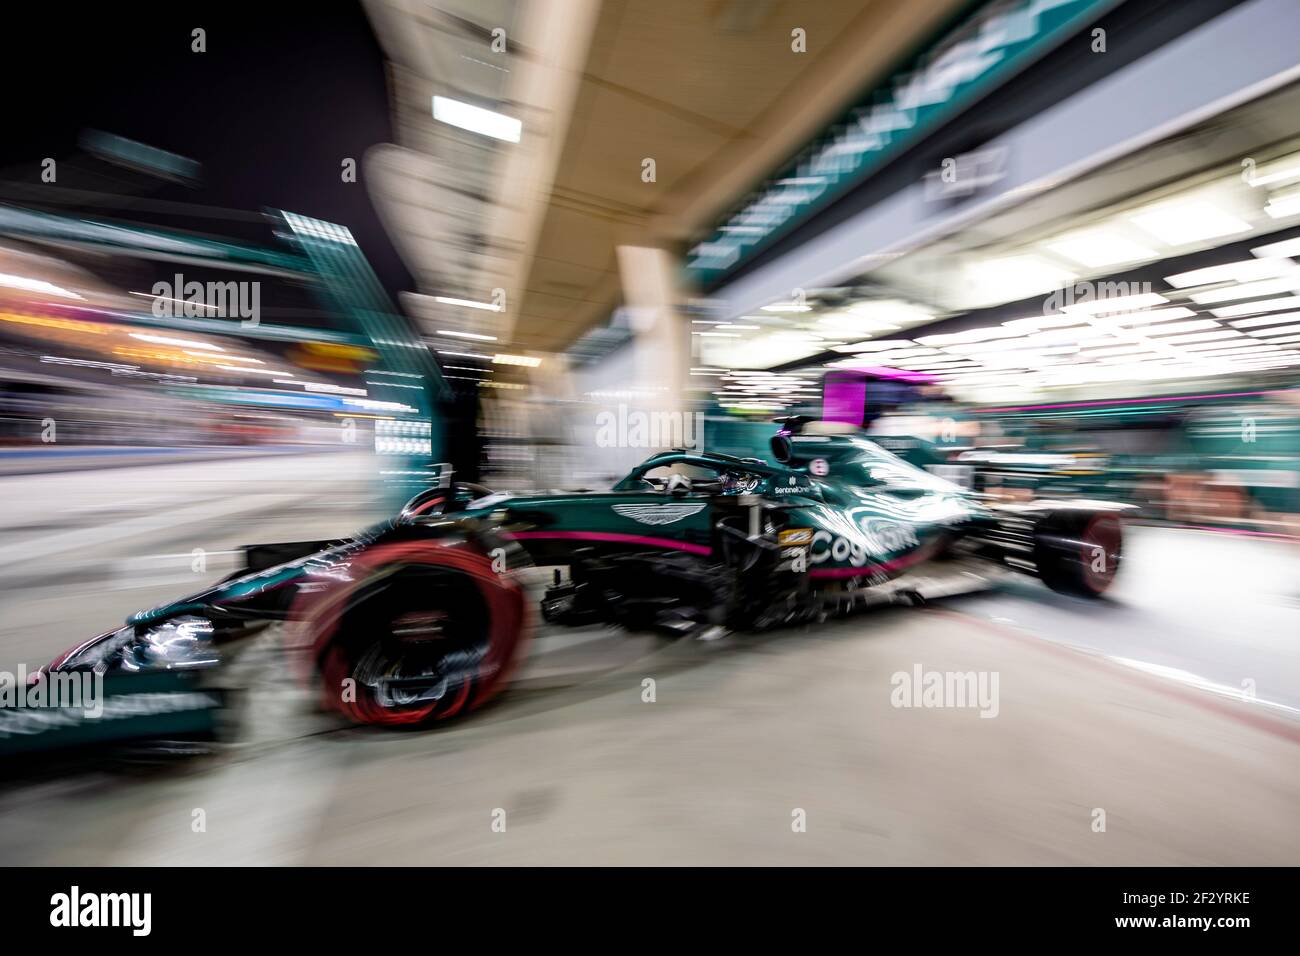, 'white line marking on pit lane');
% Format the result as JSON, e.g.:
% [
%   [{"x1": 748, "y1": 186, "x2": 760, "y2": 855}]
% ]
[
  {"x1": 0, "y1": 495, "x2": 302, "y2": 567},
  {"x1": 1105, "y1": 655, "x2": 1300, "y2": 720}
]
